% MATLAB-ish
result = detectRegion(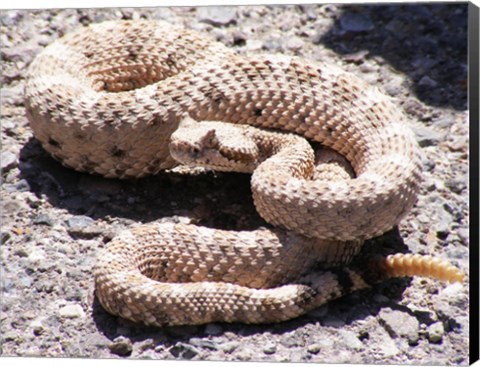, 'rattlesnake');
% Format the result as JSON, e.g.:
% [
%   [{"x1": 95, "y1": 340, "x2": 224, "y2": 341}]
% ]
[{"x1": 24, "y1": 20, "x2": 463, "y2": 326}]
